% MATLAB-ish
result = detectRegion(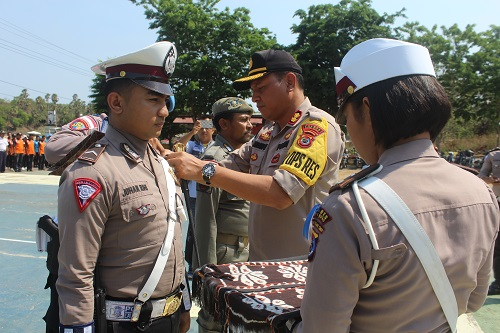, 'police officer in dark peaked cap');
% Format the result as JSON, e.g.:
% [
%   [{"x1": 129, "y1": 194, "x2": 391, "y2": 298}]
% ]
[{"x1": 56, "y1": 41, "x2": 191, "y2": 333}]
